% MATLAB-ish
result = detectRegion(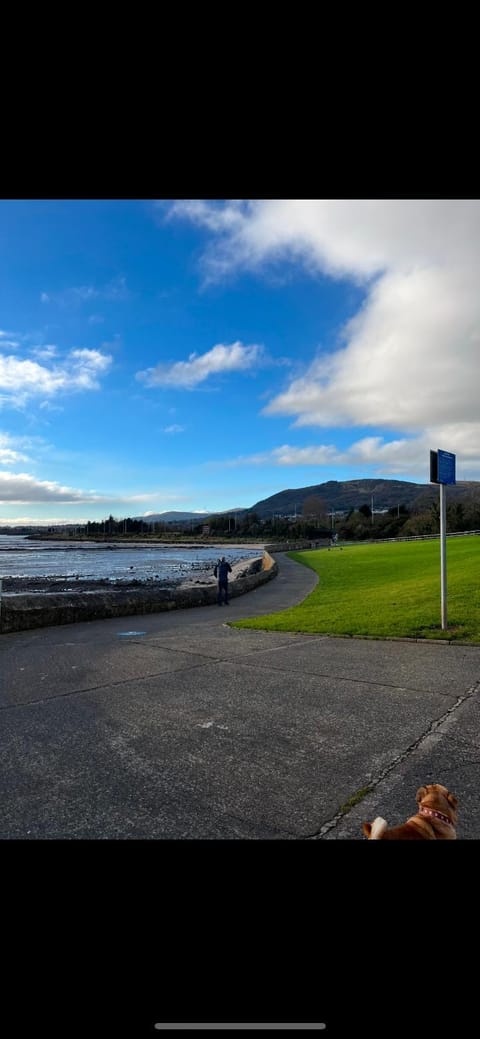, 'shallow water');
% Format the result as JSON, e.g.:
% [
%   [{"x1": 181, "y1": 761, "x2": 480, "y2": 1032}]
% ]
[{"x1": 0, "y1": 536, "x2": 259, "y2": 583}]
